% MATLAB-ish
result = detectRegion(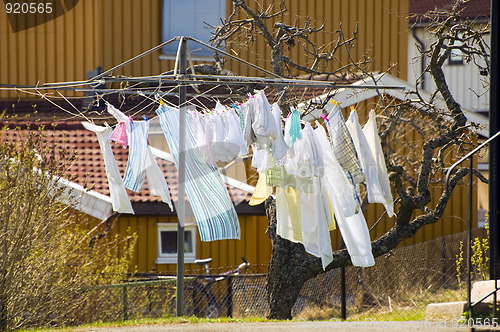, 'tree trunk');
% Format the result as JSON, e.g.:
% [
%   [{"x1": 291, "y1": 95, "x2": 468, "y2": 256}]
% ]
[{"x1": 265, "y1": 197, "x2": 312, "y2": 319}]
